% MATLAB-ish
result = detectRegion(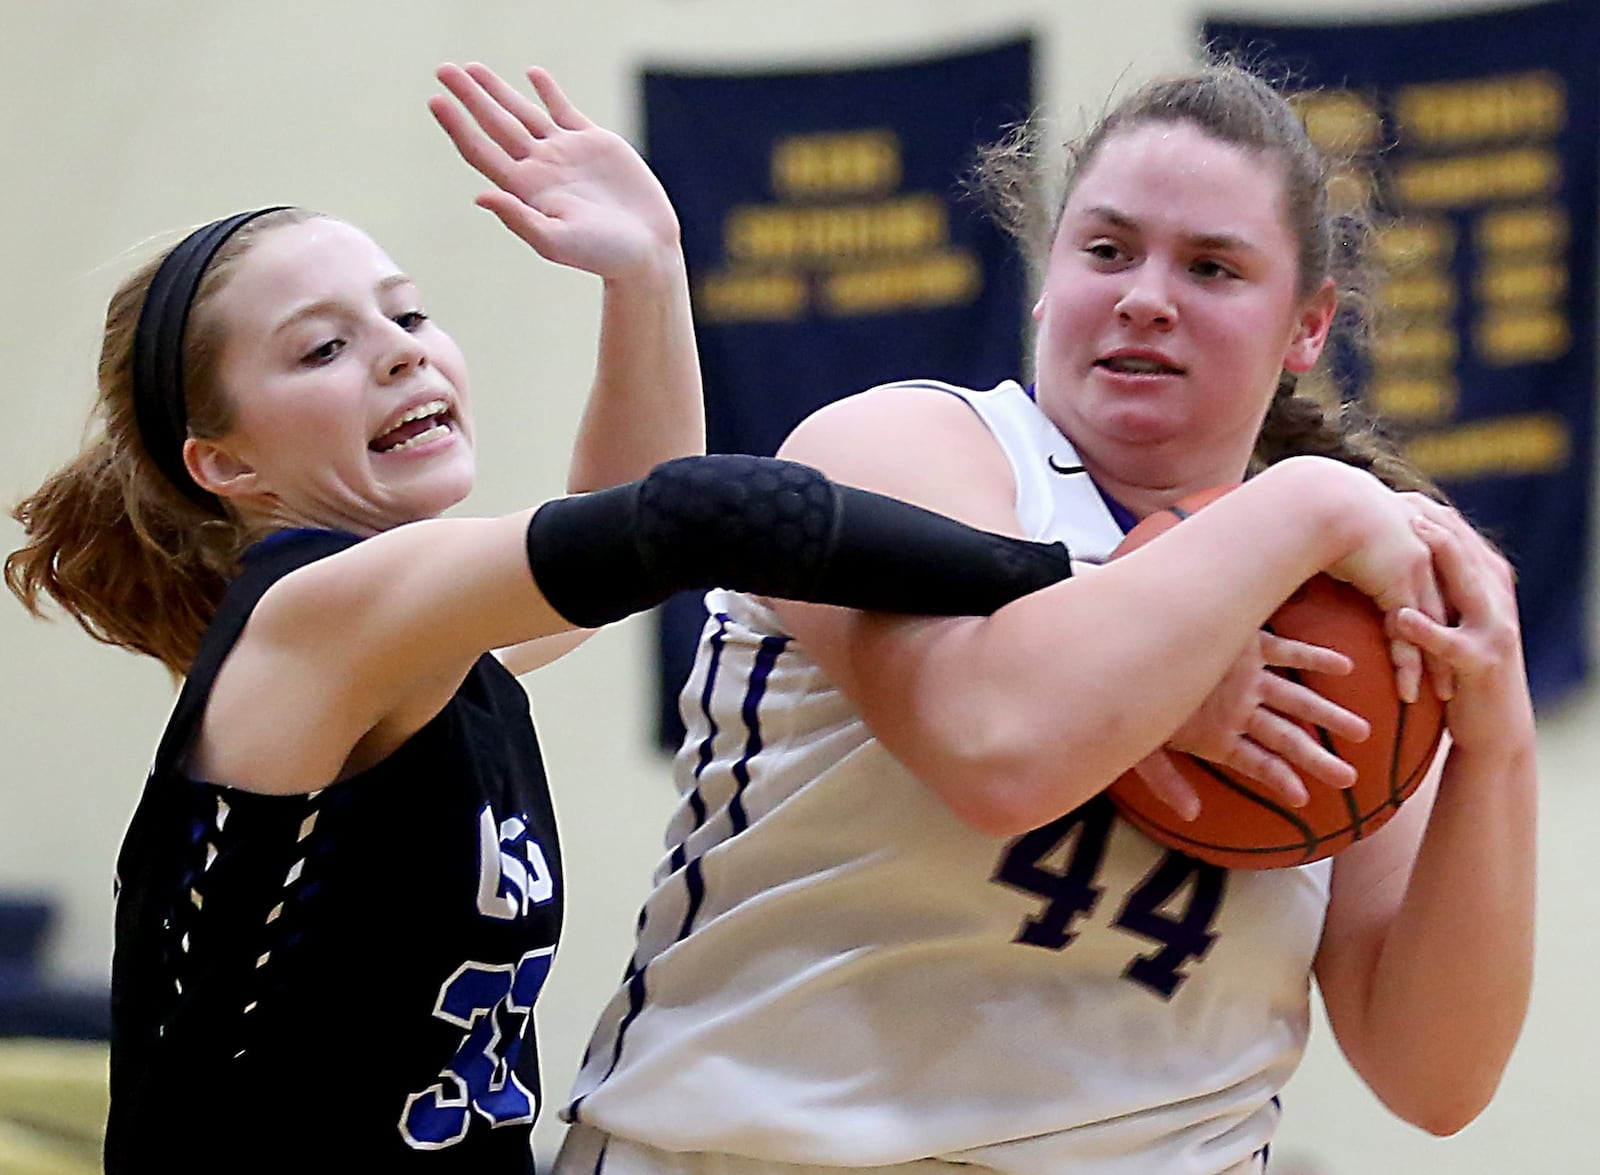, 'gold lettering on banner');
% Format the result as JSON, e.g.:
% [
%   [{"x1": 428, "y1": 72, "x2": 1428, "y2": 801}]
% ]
[
  {"x1": 1406, "y1": 414, "x2": 1570, "y2": 479},
  {"x1": 1294, "y1": 90, "x2": 1381, "y2": 152},
  {"x1": 1288, "y1": 66, "x2": 1581, "y2": 496},
  {"x1": 1477, "y1": 260, "x2": 1568, "y2": 306},
  {"x1": 1395, "y1": 71, "x2": 1565, "y2": 146},
  {"x1": 1373, "y1": 323, "x2": 1458, "y2": 366},
  {"x1": 1381, "y1": 272, "x2": 1456, "y2": 315},
  {"x1": 1394, "y1": 148, "x2": 1560, "y2": 208},
  {"x1": 696, "y1": 129, "x2": 986, "y2": 323},
  {"x1": 1369, "y1": 373, "x2": 1458, "y2": 422},
  {"x1": 1477, "y1": 309, "x2": 1571, "y2": 365},
  {"x1": 726, "y1": 196, "x2": 947, "y2": 263},
  {"x1": 823, "y1": 252, "x2": 981, "y2": 314},
  {"x1": 772, "y1": 130, "x2": 902, "y2": 198},
  {"x1": 696, "y1": 270, "x2": 809, "y2": 322},
  {"x1": 1476, "y1": 206, "x2": 1568, "y2": 255},
  {"x1": 1374, "y1": 220, "x2": 1456, "y2": 269}
]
